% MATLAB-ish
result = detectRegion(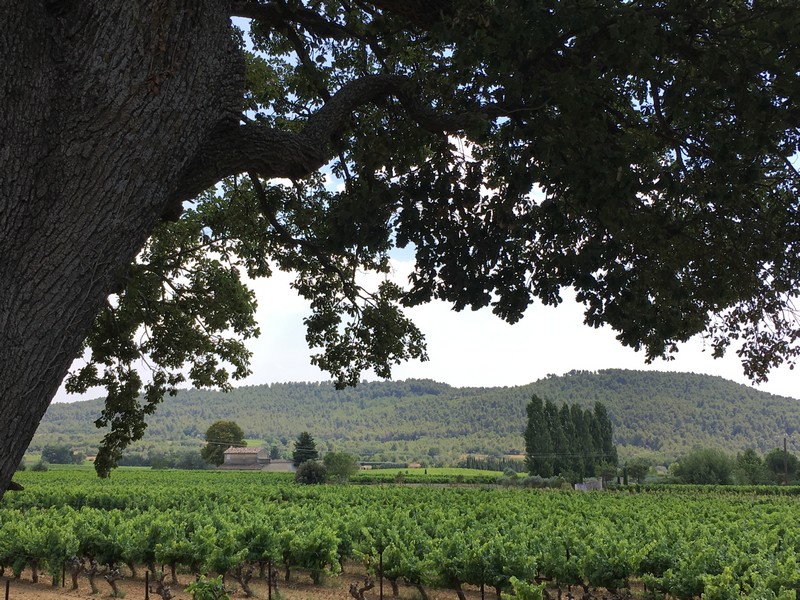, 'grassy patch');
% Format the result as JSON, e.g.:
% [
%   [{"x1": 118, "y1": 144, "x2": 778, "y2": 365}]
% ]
[{"x1": 351, "y1": 466, "x2": 502, "y2": 484}]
